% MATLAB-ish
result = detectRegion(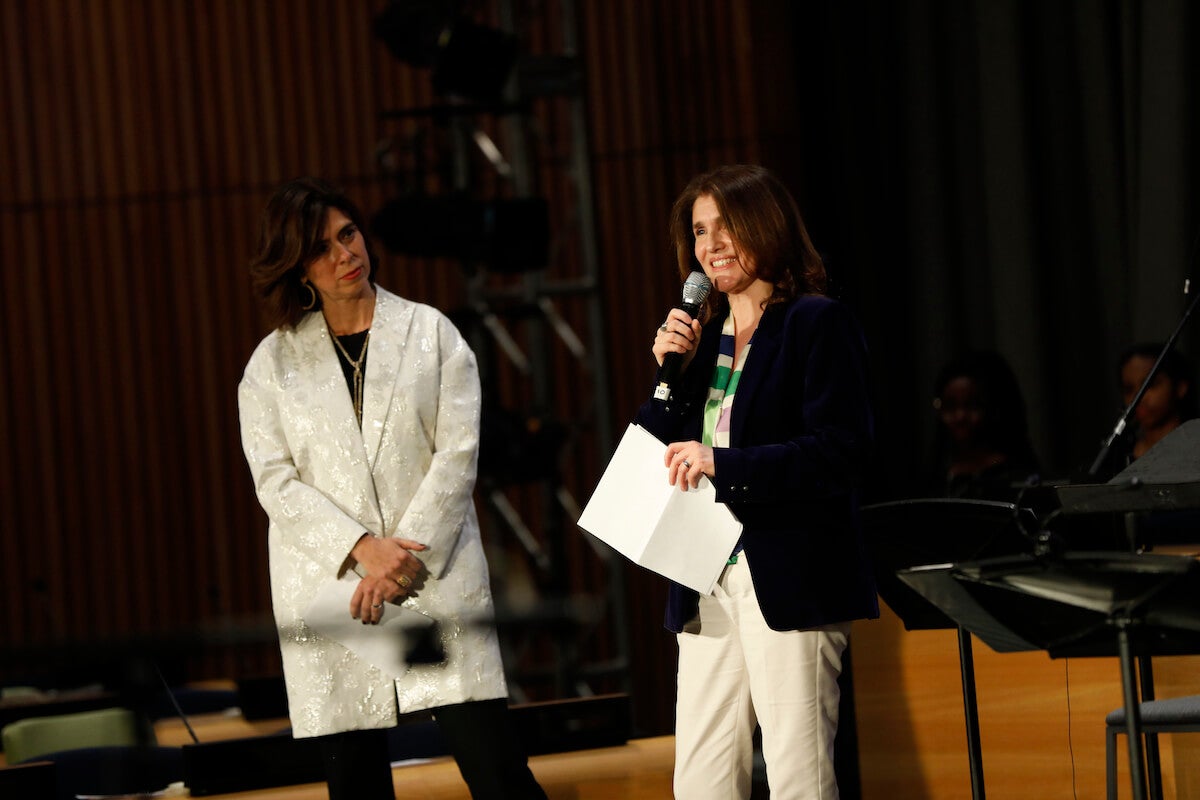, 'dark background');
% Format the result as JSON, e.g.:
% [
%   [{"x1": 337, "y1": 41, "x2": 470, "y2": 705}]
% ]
[{"x1": 3, "y1": 0, "x2": 1198, "y2": 740}]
